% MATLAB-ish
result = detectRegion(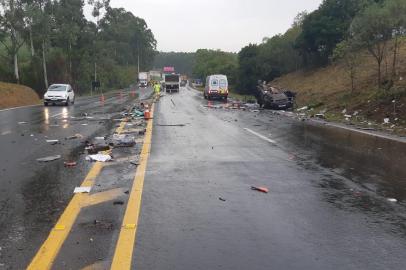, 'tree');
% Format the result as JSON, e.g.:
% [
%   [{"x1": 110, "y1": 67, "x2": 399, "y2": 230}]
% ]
[
  {"x1": 333, "y1": 39, "x2": 361, "y2": 93},
  {"x1": 0, "y1": 0, "x2": 26, "y2": 83},
  {"x1": 236, "y1": 44, "x2": 261, "y2": 95},
  {"x1": 295, "y1": 0, "x2": 368, "y2": 67},
  {"x1": 351, "y1": 3, "x2": 392, "y2": 88},
  {"x1": 385, "y1": 0, "x2": 406, "y2": 79},
  {"x1": 193, "y1": 49, "x2": 237, "y2": 86}
]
